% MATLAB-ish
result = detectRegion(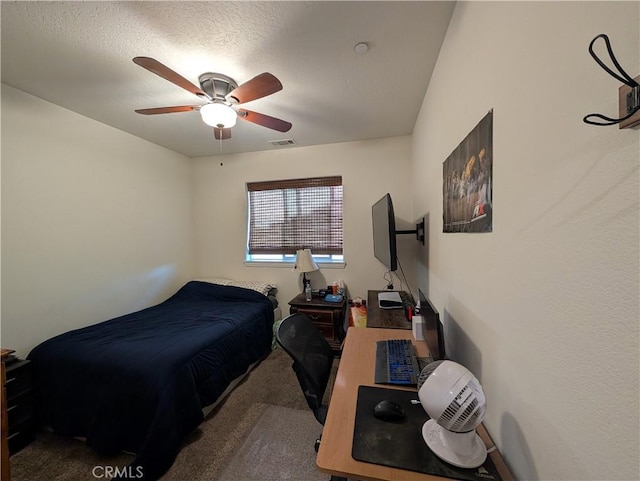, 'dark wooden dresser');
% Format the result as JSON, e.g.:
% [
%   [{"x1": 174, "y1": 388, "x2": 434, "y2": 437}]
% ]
[
  {"x1": 3, "y1": 359, "x2": 36, "y2": 456},
  {"x1": 1, "y1": 356, "x2": 9, "y2": 481}
]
